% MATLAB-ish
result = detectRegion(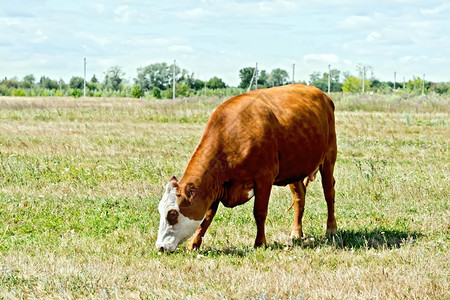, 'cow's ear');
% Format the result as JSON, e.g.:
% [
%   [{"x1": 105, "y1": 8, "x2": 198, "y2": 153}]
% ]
[
  {"x1": 170, "y1": 175, "x2": 178, "y2": 182},
  {"x1": 185, "y1": 183, "x2": 200, "y2": 200}
]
